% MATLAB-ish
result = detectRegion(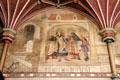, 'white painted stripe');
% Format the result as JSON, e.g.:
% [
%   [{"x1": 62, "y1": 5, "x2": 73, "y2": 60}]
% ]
[
  {"x1": 7, "y1": 0, "x2": 10, "y2": 27},
  {"x1": 76, "y1": 74, "x2": 81, "y2": 76},
  {"x1": 78, "y1": 1, "x2": 96, "y2": 18},
  {"x1": 15, "y1": 2, "x2": 37, "y2": 30},
  {"x1": 30, "y1": 74, "x2": 33, "y2": 76},
  {"x1": 52, "y1": 74, "x2": 56, "y2": 76},
  {"x1": 10, "y1": 0, "x2": 20, "y2": 29},
  {"x1": 110, "y1": 0, "x2": 120, "y2": 27},
  {"x1": 46, "y1": 74, "x2": 50, "y2": 76},
  {"x1": 0, "y1": 3, "x2": 5, "y2": 25},
  {"x1": 15, "y1": 7, "x2": 57, "y2": 30},
  {"x1": 97, "y1": 0, "x2": 107, "y2": 28},
  {"x1": 87, "y1": 0, "x2": 104, "y2": 28},
  {"x1": 107, "y1": 0, "x2": 109, "y2": 27},
  {"x1": 106, "y1": 73, "x2": 112, "y2": 76},
  {"x1": 71, "y1": 74, "x2": 75, "y2": 76},
  {"x1": 112, "y1": 10, "x2": 120, "y2": 28},
  {"x1": 78, "y1": 1, "x2": 102, "y2": 28},
  {"x1": 21, "y1": 74, "x2": 24, "y2": 77},
  {"x1": 12, "y1": 0, "x2": 30, "y2": 29},
  {"x1": 0, "y1": 2, "x2": 7, "y2": 27},
  {"x1": 91, "y1": 74, "x2": 94, "y2": 76}
]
